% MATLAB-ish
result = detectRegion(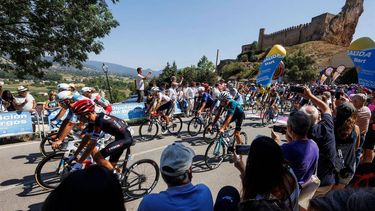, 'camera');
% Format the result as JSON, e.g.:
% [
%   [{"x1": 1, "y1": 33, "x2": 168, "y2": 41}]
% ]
[
  {"x1": 235, "y1": 144, "x2": 251, "y2": 155},
  {"x1": 290, "y1": 86, "x2": 304, "y2": 93},
  {"x1": 273, "y1": 125, "x2": 287, "y2": 134}
]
